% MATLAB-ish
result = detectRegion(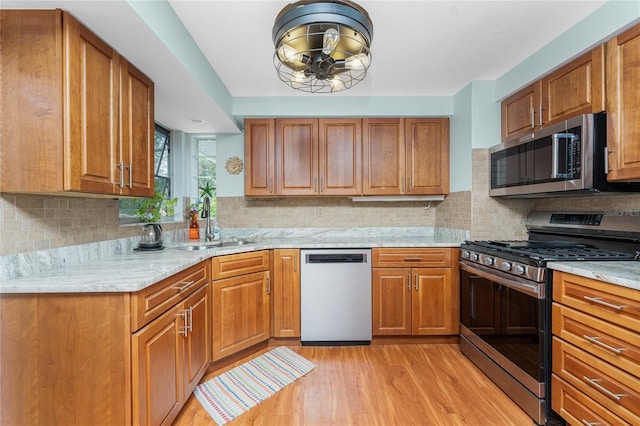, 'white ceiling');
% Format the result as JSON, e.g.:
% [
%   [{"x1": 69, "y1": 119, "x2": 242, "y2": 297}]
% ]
[{"x1": 3, "y1": 0, "x2": 608, "y2": 133}]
